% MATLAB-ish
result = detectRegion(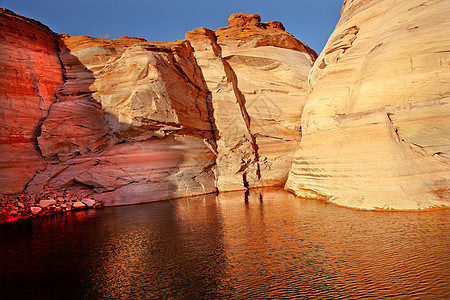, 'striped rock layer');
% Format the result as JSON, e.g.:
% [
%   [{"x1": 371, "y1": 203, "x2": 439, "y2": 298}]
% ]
[
  {"x1": 0, "y1": 10, "x2": 314, "y2": 206},
  {"x1": 286, "y1": 0, "x2": 450, "y2": 210}
]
